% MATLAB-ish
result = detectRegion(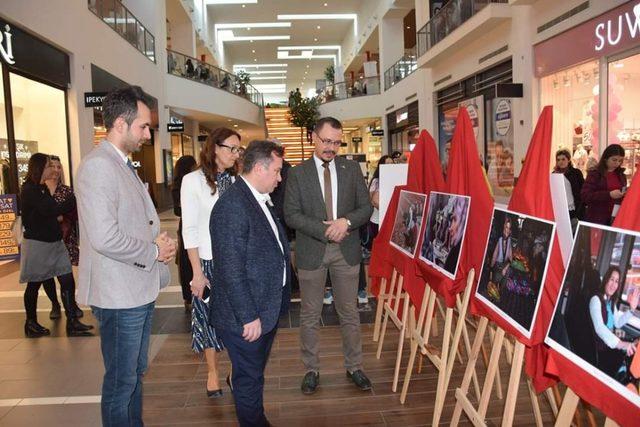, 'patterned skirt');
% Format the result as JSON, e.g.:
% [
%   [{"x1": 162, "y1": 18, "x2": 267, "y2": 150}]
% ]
[{"x1": 191, "y1": 259, "x2": 224, "y2": 353}]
